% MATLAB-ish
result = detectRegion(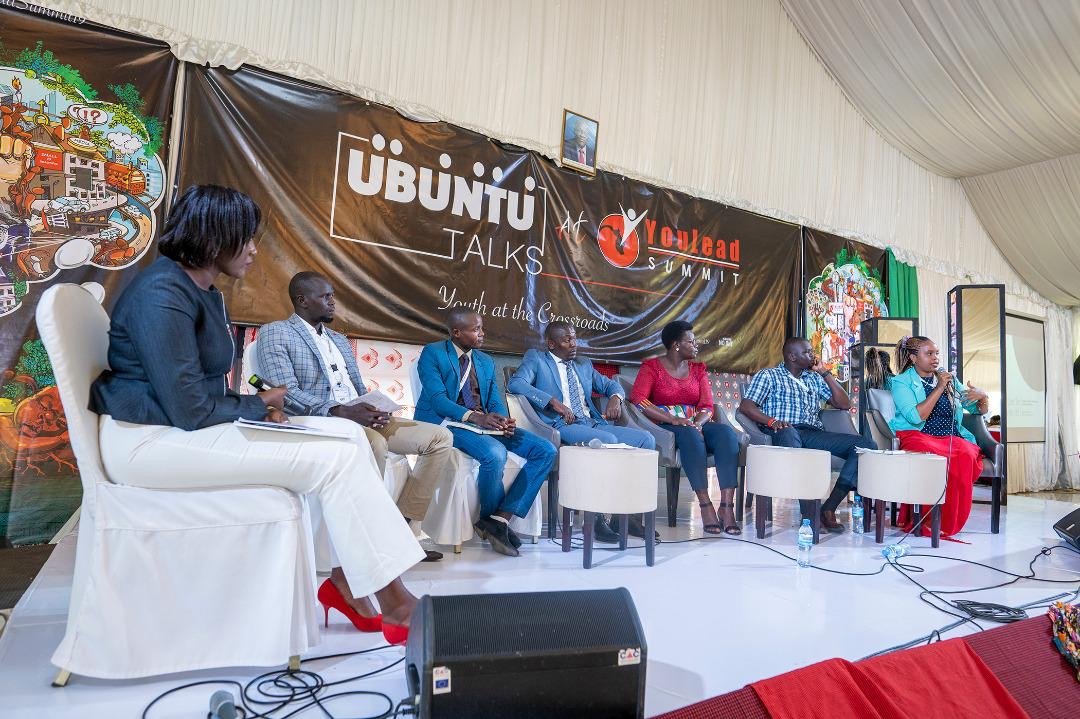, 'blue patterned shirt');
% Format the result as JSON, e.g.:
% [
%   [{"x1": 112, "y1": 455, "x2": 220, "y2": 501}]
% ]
[{"x1": 744, "y1": 363, "x2": 833, "y2": 429}]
